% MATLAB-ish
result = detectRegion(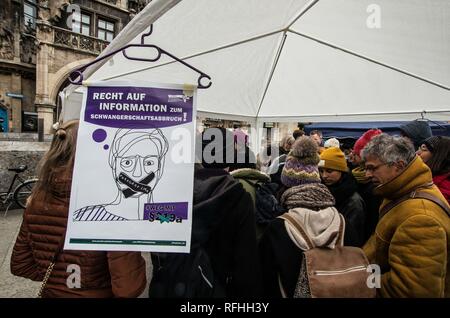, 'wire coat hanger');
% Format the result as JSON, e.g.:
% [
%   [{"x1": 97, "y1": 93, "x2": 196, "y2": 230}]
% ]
[
  {"x1": 416, "y1": 110, "x2": 446, "y2": 131},
  {"x1": 69, "y1": 25, "x2": 212, "y2": 89}
]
